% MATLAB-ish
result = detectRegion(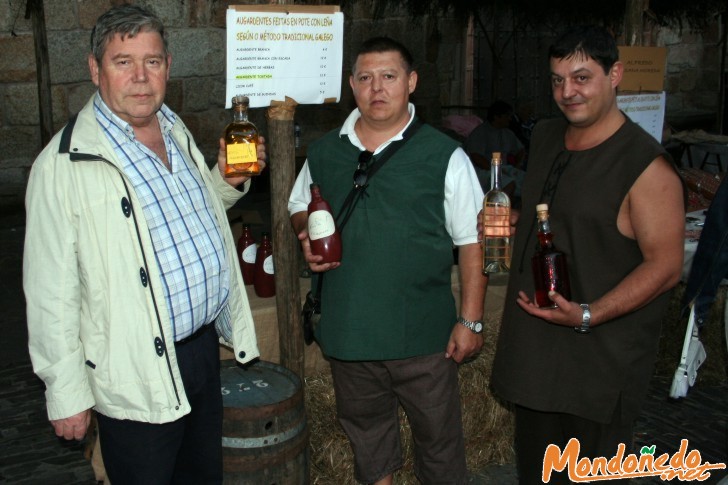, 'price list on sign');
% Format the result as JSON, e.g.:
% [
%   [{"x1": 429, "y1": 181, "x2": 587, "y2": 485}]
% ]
[
  {"x1": 226, "y1": 6, "x2": 344, "y2": 109},
  {"x1": 617, "y1": 92, "x2": 665, "y2": 143}
]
